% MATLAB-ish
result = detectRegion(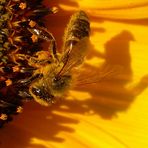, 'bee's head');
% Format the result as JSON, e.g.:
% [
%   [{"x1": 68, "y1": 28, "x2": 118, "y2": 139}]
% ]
[
  {"x1": 30, "y1": 74, "x2": 72, "y2": 106},
  {"x1": 30, "y1": 85, "x2": 54, "y2": 106}
]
